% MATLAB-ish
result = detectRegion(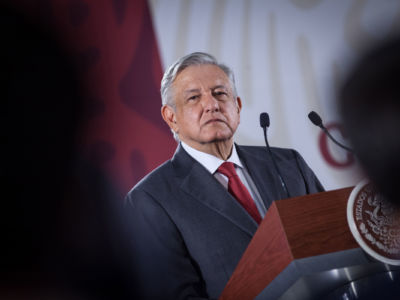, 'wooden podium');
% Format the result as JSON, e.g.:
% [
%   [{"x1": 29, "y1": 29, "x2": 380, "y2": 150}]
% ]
[{"x1": 219, "y1": 187, "x2": 359, "y2": 300}]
